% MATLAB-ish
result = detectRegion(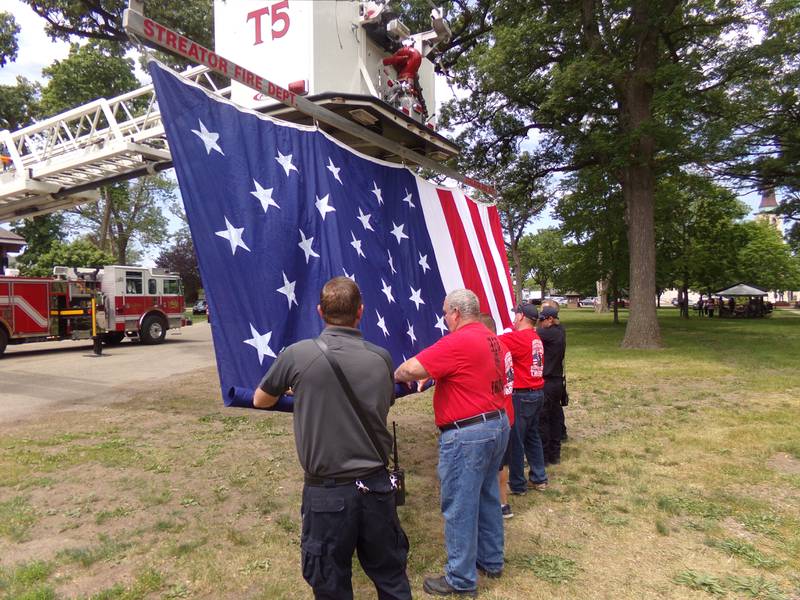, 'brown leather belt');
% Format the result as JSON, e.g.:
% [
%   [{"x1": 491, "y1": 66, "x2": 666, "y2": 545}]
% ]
[{"x1": 439, "y1": 409, "x2": 505, "y2": 432}]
